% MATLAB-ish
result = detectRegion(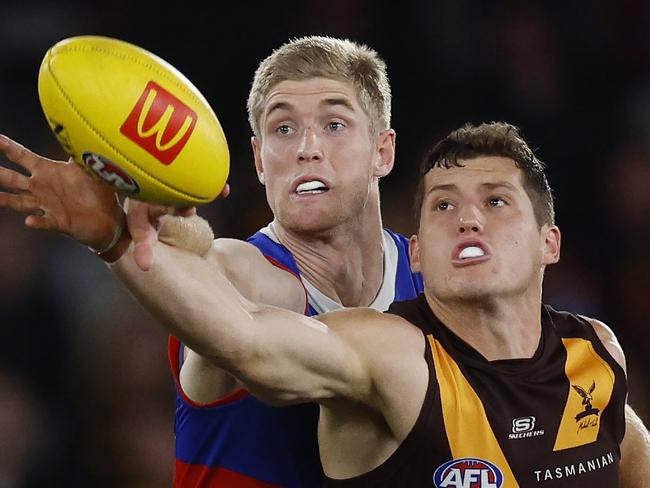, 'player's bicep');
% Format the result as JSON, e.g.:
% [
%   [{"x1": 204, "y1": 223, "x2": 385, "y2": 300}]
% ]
[
  {"x1": 620, "y1": 404, "x2": 650, "y2": 487},
  {"x1": 238, "y1": 307, "x2": 372, "y2": 406},
  {"x1": 207, "y1": 238, "x2": 306, "y2": 313},
  {"x1": 582, "y1": 316, "x2": 627, "y2": 375}
]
